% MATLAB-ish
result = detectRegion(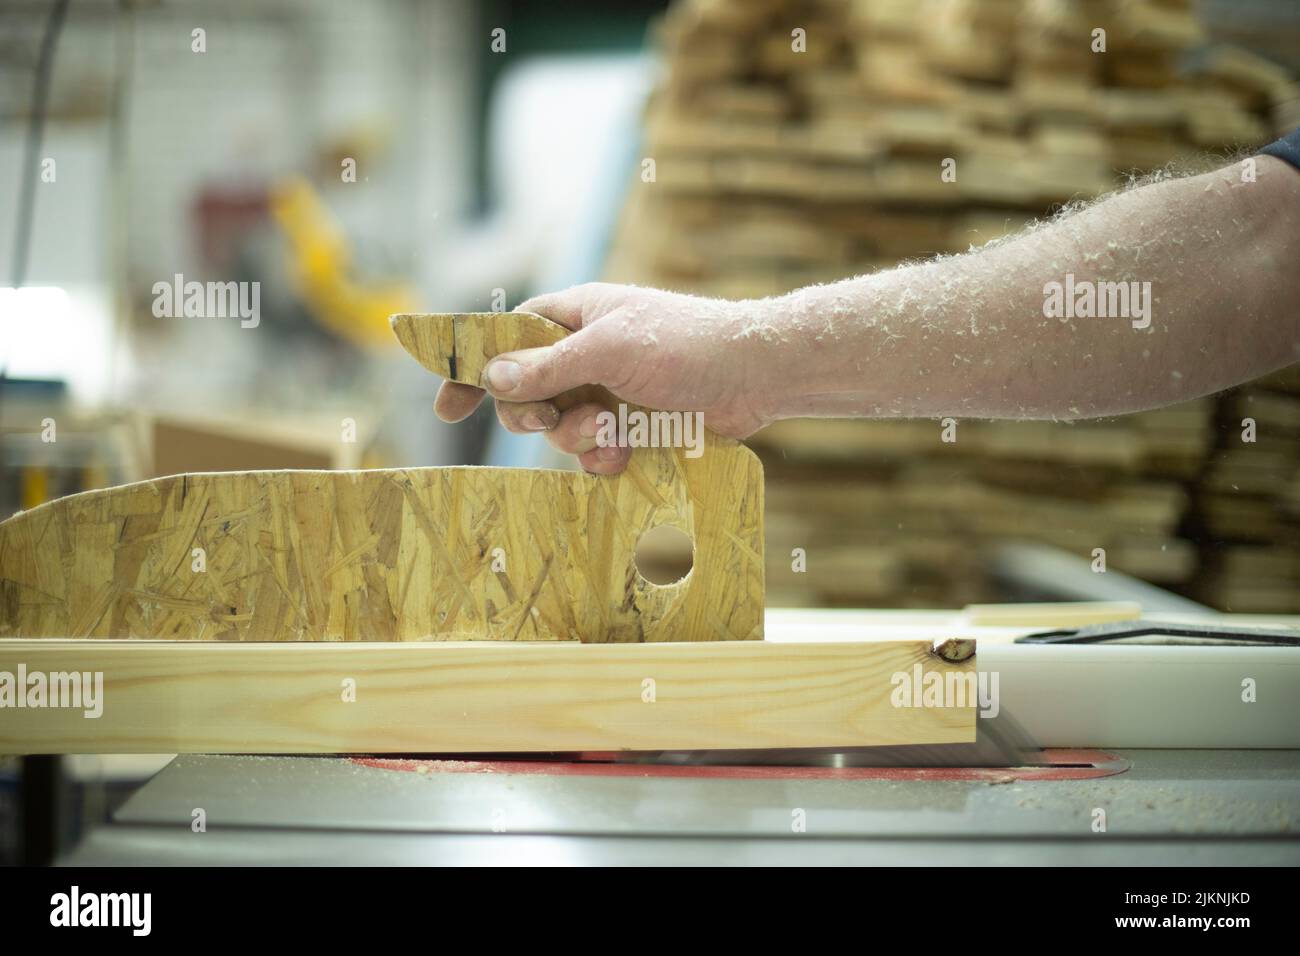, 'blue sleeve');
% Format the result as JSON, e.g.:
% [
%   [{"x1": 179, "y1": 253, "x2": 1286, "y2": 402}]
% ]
[{"x1": 1259, "y1": 128, "x2": 1300, "y2": 172}]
